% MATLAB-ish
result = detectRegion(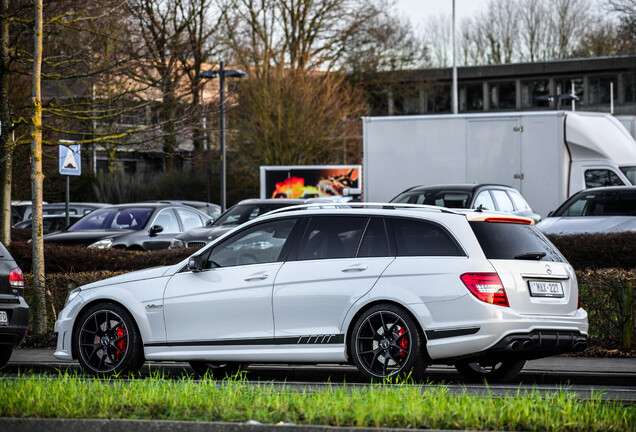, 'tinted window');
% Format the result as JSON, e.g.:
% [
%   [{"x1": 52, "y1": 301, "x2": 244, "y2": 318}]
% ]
[
  {"x1": 214, "y1": 203, "x2": 289, "y2": 227},
  {"x1": 391, "y1": 218, "x2": 464, "y2": 257},
  {"x1": 68, "y1": 207, "x2": 153, "y2": 231},
  {"x1": 585, "y1": 170, "x2": 624, "y2": 188},
  {"x1": 469, "y1": 221, "x2": 564, "y2": 262},
  {"x1": 208, "y1": 219, "x2": 297, "y2": 267},
  {"x1": 554, "y1": 190, "x2": 636, "y2": 216},
  {"x1": 358, "y1": 218, "x2": 390, "y2": 258},
  {"x1": 297, "y1": 216, "x2": 366, "y2": 260},
  {"x1": 473, "y1": 191, "x2": 495, "y2": 211}
]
